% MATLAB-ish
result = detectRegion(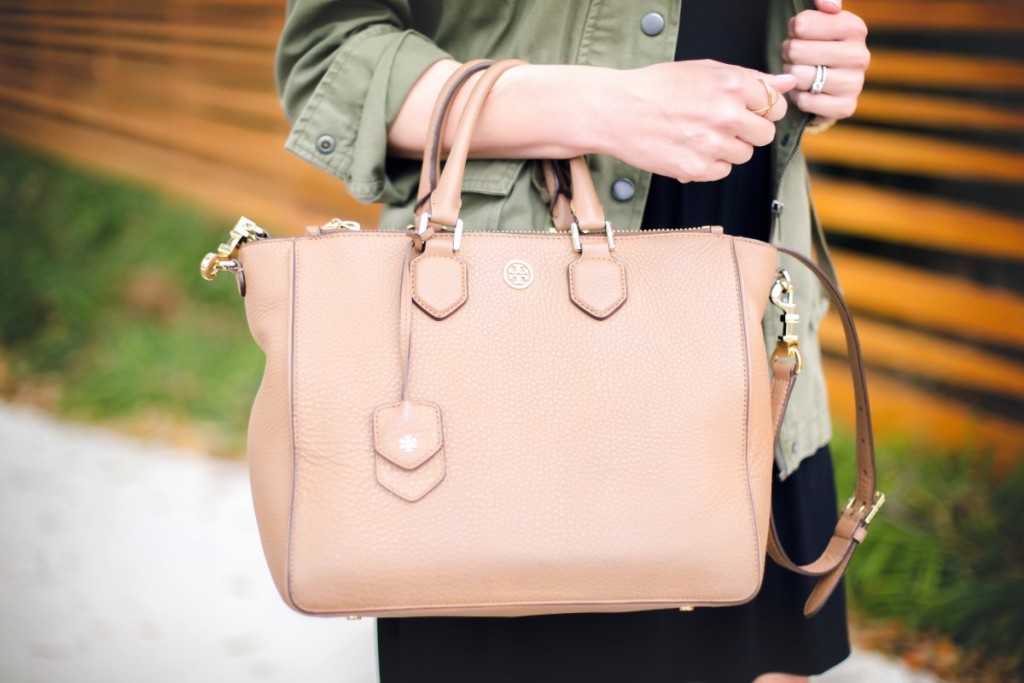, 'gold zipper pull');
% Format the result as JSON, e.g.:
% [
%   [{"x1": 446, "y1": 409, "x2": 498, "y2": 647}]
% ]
[{"x1": 316, "y1": 218, "x2": 361, "y2": 235}]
